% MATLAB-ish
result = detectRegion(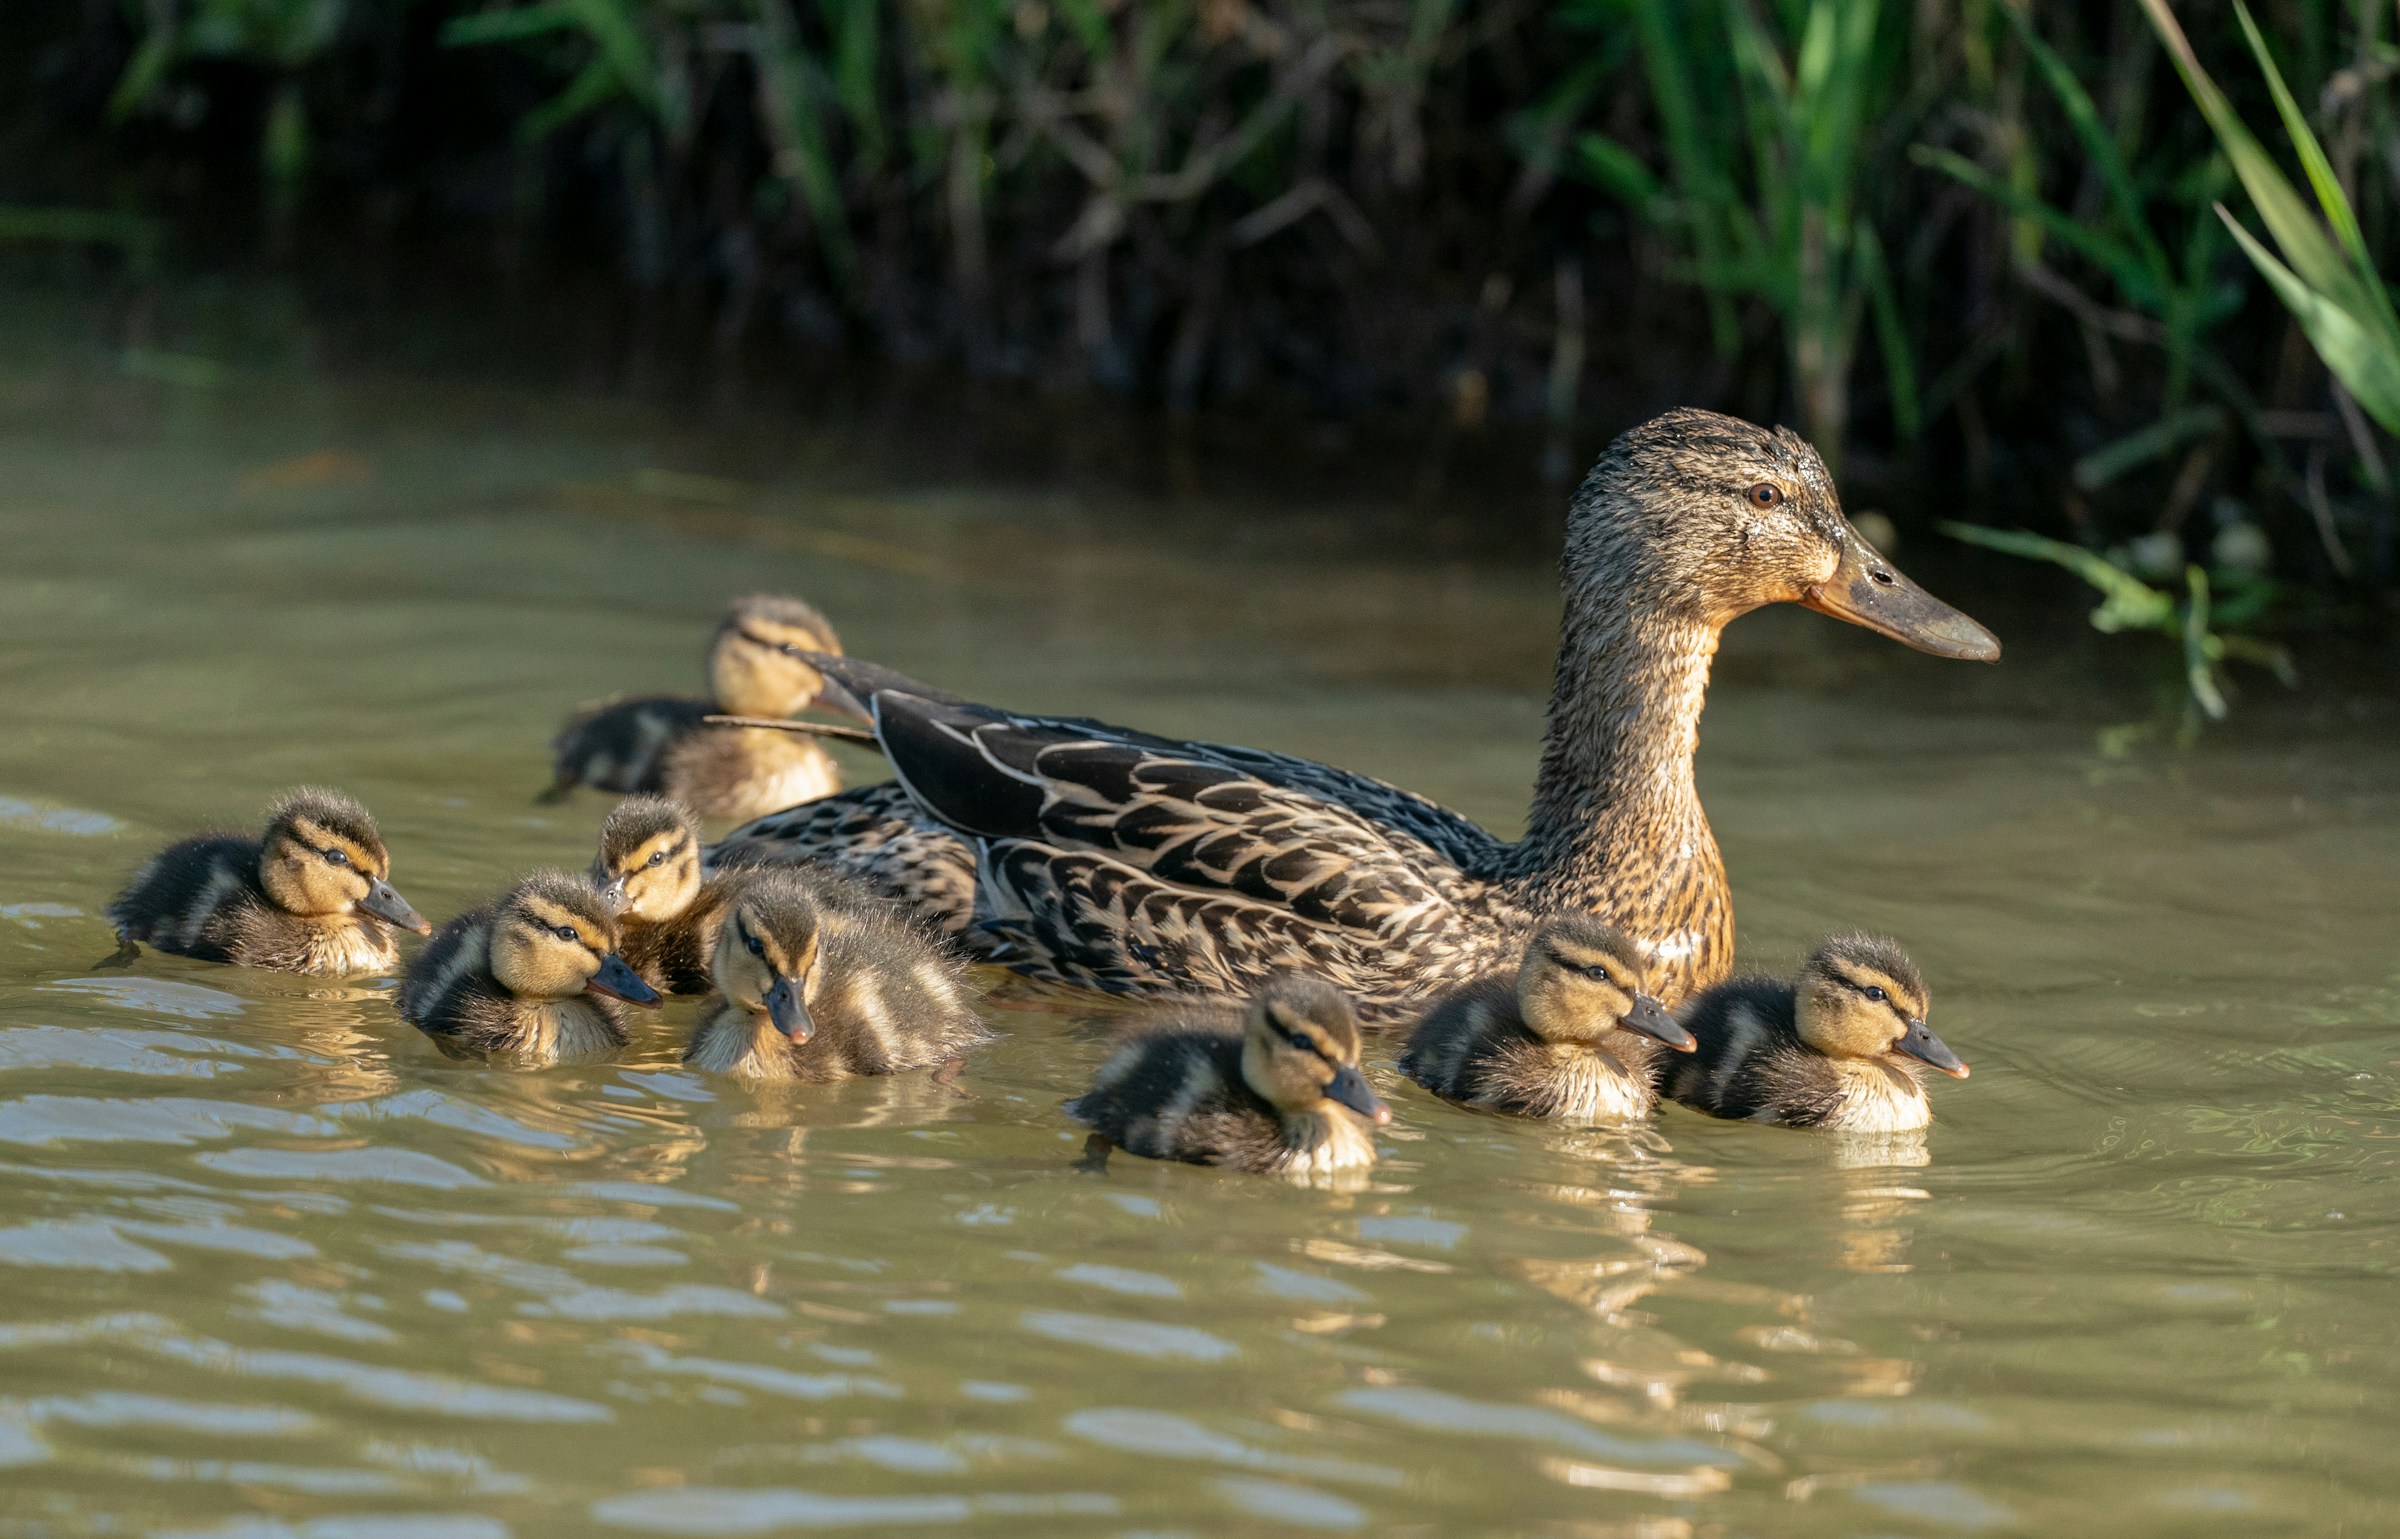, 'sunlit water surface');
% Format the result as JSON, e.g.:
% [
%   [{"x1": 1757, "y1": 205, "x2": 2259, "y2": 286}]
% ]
[{"x1": 1, "y1": 365, "x2": 2395, "y2": 1537}]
